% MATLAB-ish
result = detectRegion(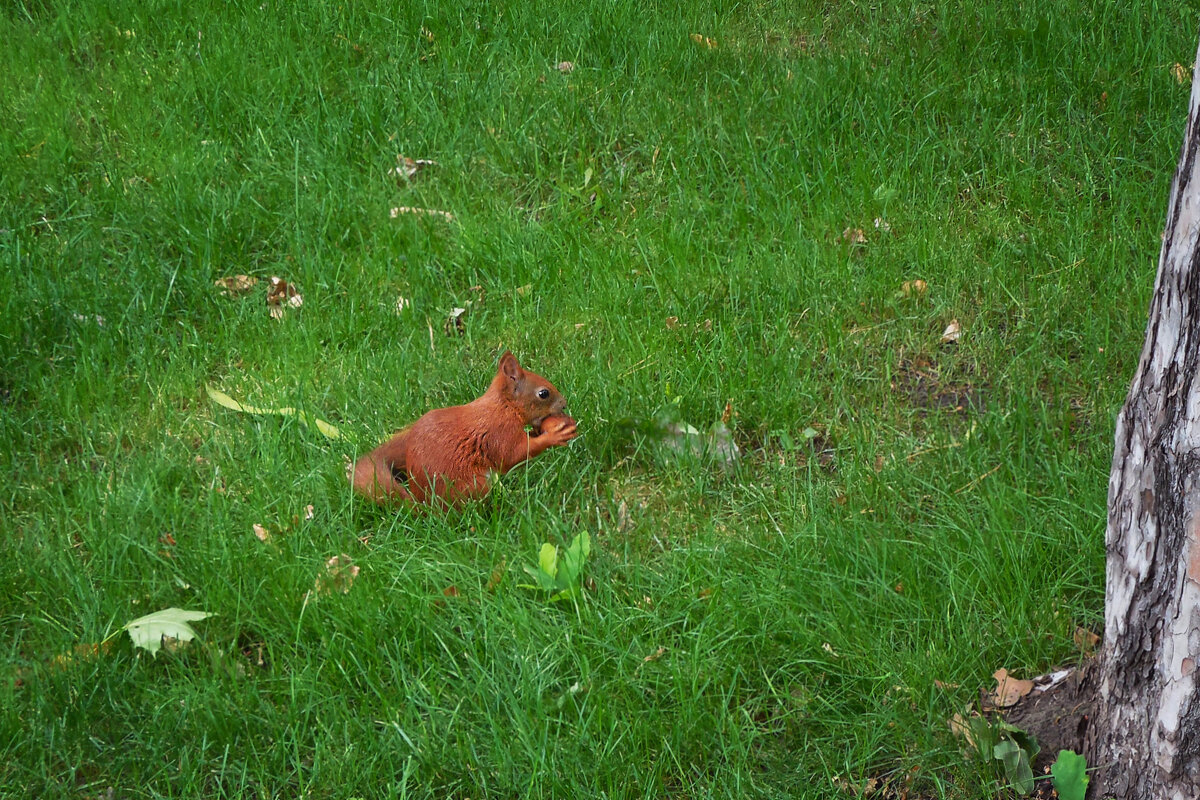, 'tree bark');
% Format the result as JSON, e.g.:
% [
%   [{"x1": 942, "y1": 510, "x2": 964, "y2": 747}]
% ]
[{"x1": 1086, "y1": 38, "x2": 1200, "y2": 799}]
